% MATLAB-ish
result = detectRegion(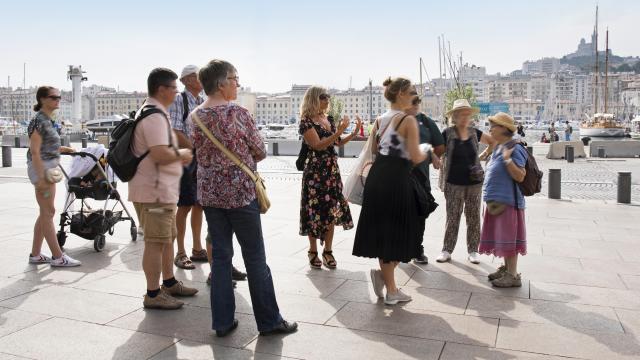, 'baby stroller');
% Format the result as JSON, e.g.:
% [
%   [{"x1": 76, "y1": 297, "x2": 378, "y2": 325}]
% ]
[{"x1": 56, "y1": 148, "x2": 137, "y2": 252}]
